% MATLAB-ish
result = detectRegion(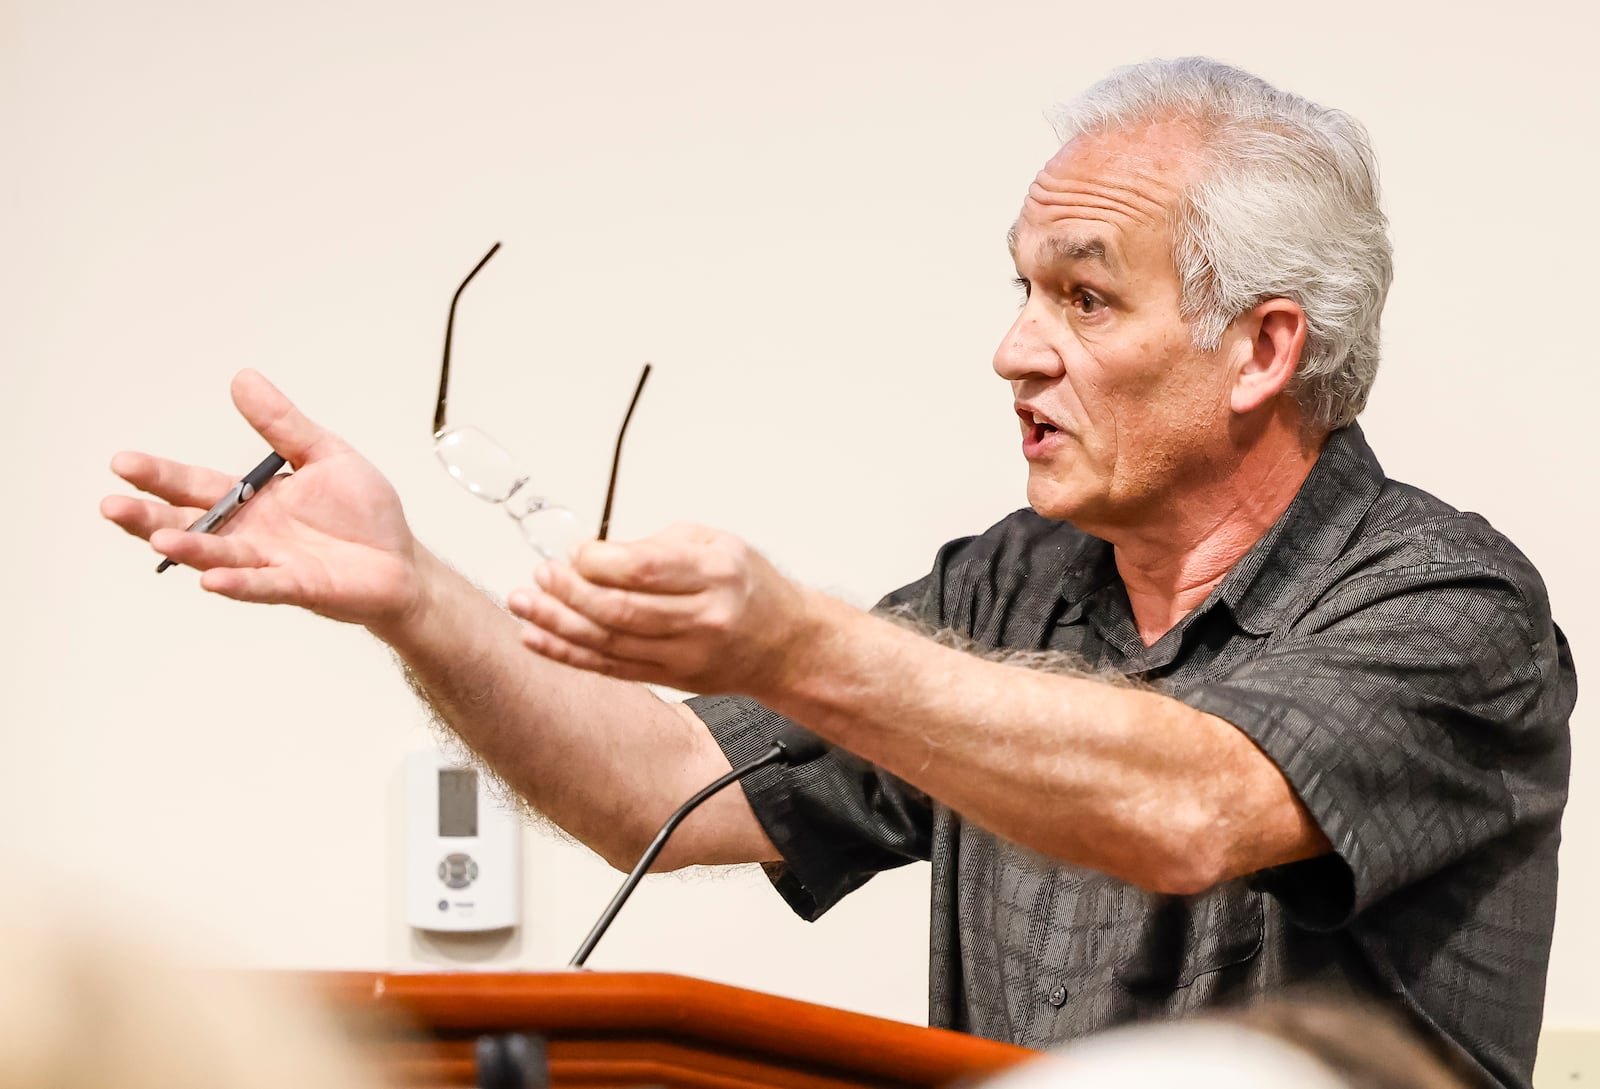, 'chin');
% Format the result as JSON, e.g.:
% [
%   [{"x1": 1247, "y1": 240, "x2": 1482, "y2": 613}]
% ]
[
  {"x1": 1027, "y1": 463, "x2": 1126, "y2": 531},
  {"x1": 1025, "y1": 476, "x2": 1089, "y2": 526}
]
